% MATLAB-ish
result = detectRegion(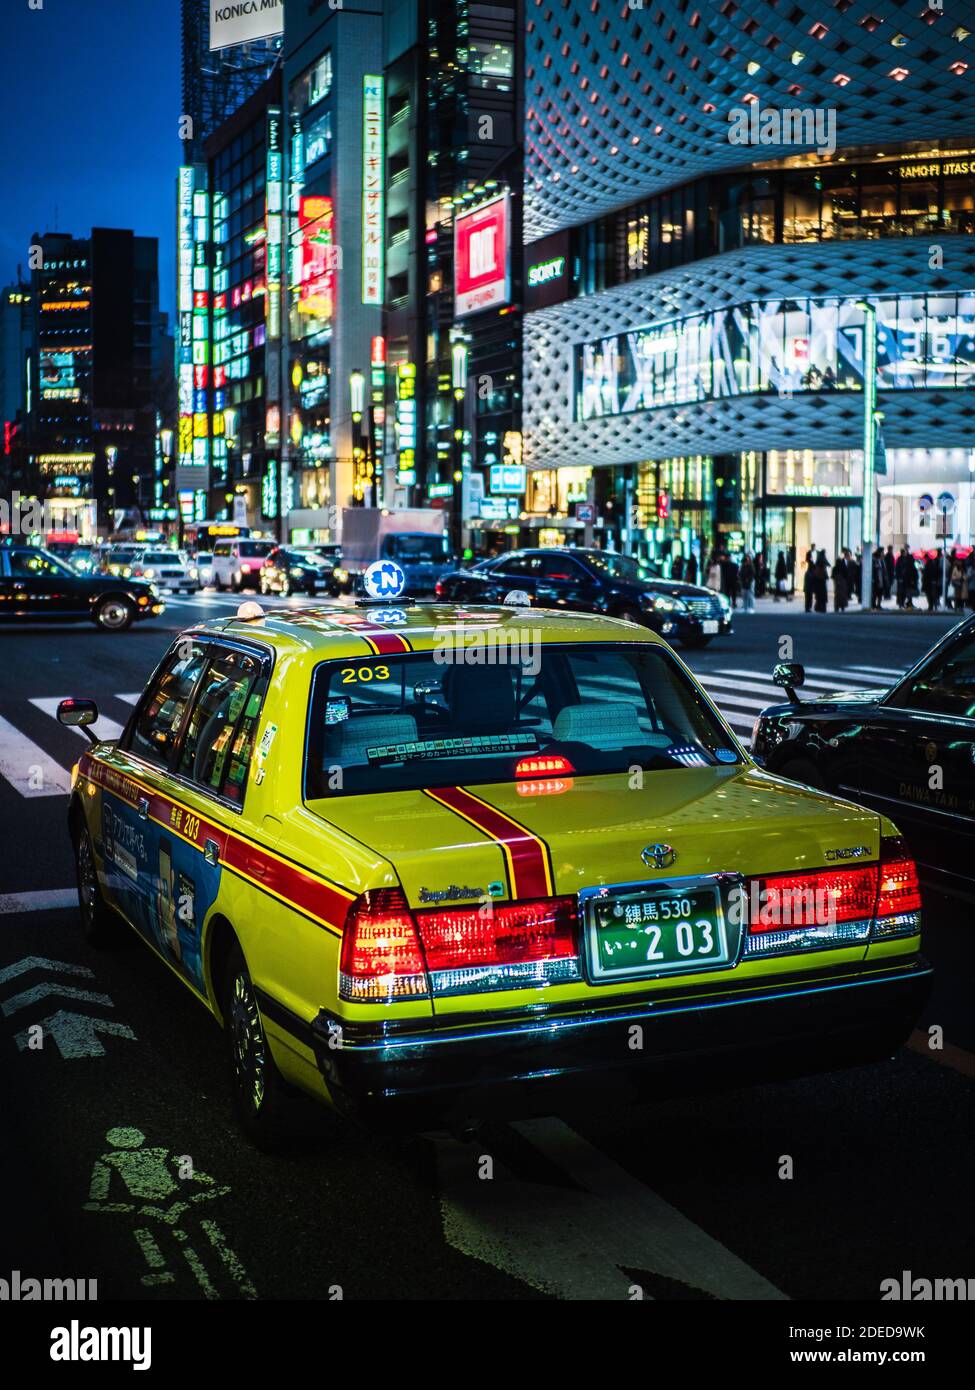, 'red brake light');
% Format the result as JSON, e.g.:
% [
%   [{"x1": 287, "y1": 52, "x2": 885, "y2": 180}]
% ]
[
  {"x1": 874, "y1": 837, "x2": 922, "y2": 933},
  {"x1": 339, "y1": 888, "x2": 428, "y2": 1001},
  {"x1": 748, "y1": 865, "x2": 878, "y2": 933},
  {"x1": 877, "y1": 858, "x2": 922, "y2": 916},
  {"x1": 434, "y1": 580, "x2": 444, "y2": 597},
  {"x1": 515, "y1": 753, "x2": 575, "y2": 778},
  {"x1": 415, "y1": 896, "x2": 580, "y2": 994}
]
